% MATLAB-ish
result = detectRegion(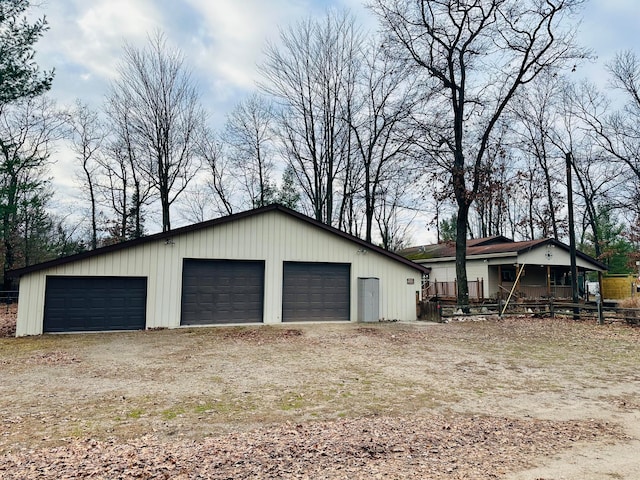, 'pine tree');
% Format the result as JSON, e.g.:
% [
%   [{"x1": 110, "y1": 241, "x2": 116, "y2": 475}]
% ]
[
  {"x1": 0, "y1": 0, "x2": 53, "y2": 107},
  {"x1": 277, "y1": 165, "x2": 300, "y2": 210}
]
